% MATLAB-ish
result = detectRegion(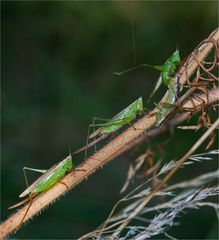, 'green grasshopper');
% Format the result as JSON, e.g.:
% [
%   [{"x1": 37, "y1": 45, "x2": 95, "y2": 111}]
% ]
[
  {"x1": 115, "y1": 50, "x2": 181, "y2": 125},
  {"x1": 73, "y1": 97, "x2": 144, "y2": 155},
  {"x1": 74, "y1": 51, "x2": 181, "y2": 155},
  {"x1": 9, "y1": 155, "x2": 81, "y2": 225},
  {"x1": 150, "y1": 50, "x2": 181, "y2": 125}
]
